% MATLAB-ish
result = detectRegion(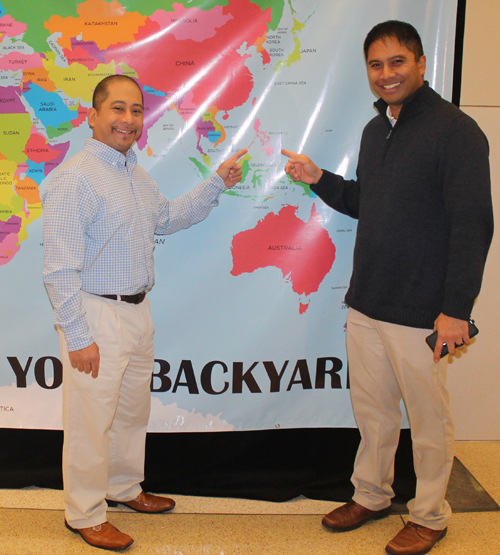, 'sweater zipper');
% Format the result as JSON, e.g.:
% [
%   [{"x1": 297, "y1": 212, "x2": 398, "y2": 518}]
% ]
[{"x1": 383, "y1": 121, "x2": 395, "y2": 162}]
